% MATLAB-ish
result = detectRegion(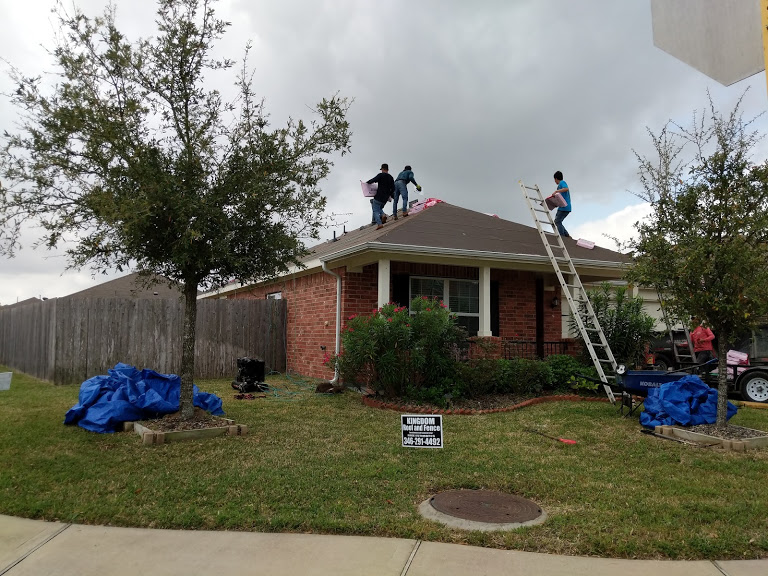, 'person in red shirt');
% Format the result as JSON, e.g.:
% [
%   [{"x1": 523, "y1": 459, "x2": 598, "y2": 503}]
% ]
[{"x1": 691, "y1": 320, "x2": 716, "y2": 365}]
